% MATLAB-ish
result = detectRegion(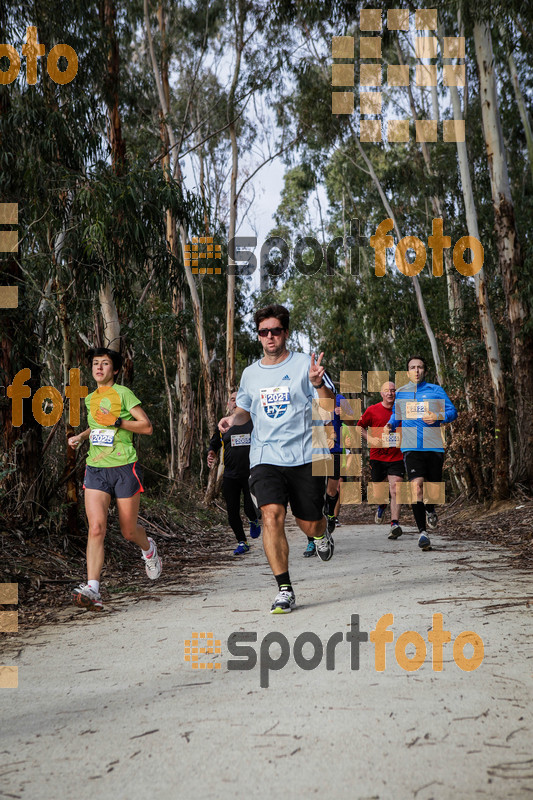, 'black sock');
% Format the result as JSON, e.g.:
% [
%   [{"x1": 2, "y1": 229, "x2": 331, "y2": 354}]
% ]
[
  {"x1": 325, "y1": 492, "x2": 339, "y2": 515},
  {"x1": 425, "y1": 504, "x2": 435, "y2": 514},
  {"x1": 275, "y1": 572, "x2": 292, "y2": 592},
  {"x1": 412, "y1": 502, "x2": 426, "y2": 532},
  {"x1": 391, "y1": 519, "x2": 399, "y2": 526}
]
